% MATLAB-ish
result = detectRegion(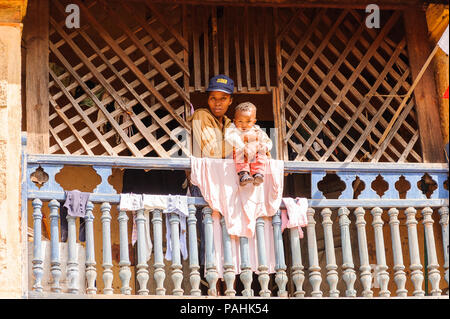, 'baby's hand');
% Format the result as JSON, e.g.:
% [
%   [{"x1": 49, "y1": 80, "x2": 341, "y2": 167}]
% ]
[{"x1": 242, "y1": 130, "x2": 258, "y2": 142}]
